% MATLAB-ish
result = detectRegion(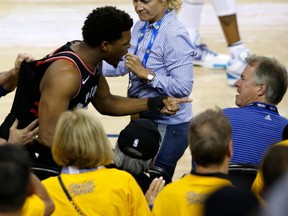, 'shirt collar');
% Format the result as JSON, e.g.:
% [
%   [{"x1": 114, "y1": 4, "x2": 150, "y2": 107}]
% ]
[{"x1": 61, "y1": 166, "x2": 104, "y2": 174}]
